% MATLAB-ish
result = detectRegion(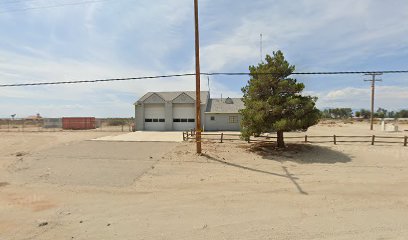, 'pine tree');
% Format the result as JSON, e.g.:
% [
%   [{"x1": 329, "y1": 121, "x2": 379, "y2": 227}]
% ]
[{"x1": 240, "y1": 51, "x2": 320, "y2": 148}]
